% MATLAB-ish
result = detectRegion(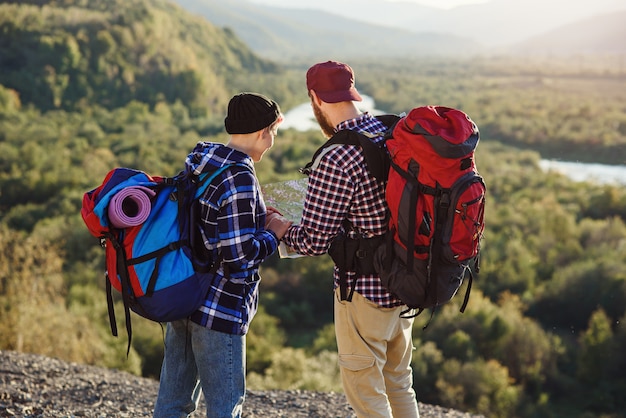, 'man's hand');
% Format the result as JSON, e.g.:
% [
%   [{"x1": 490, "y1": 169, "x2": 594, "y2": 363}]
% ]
[{"x1": 265, "y1": 211, "x2": 292, "y2": 239}]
